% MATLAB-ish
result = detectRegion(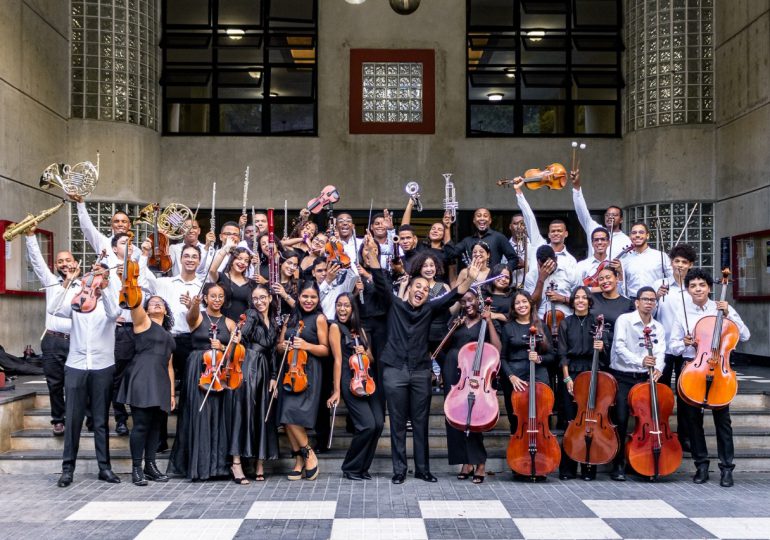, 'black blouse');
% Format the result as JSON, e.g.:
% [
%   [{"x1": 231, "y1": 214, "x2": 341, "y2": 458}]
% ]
[
  {"x1": 556, "y1": 313, "x2": 609, "y2": 371},
  {"x1": 500, "y1": 320, "x2": 554, "y2": 381}
]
